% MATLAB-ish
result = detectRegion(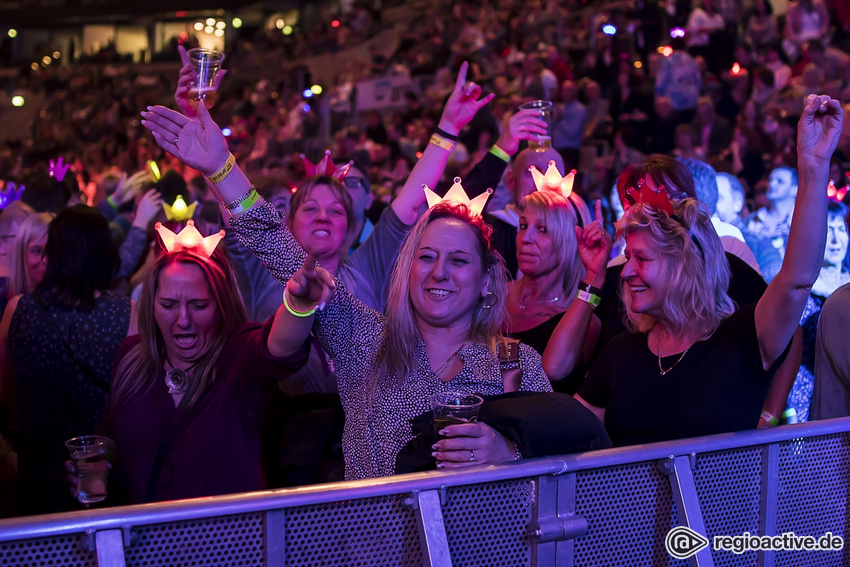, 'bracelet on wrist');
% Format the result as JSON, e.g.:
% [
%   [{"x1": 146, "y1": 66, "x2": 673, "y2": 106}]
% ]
[
  {"x1": 225, "y1": 186, "x2": 260, "y2": 215},
  {"x1": 429, "y1": 133, "x2": 455, "y2": 152},
  {"x1": 207, "y1": 153, "x2": 236, "y2": 185},
  {"x1": 489, "y1": 144, "x2": 511, "y2": 163},
  {"x1": 283, "y1": 288, "x2": 317, "y2": 318},
  {"x1": 434, "y1": 127, "x2": 459, "y2": 142},
  {"x1": 575, "y1": 288, "x2": 601, "y2": 309},
  {"x1": 760, "y1": 410, "x2": 779, "y2": 427},
  {"x1": 107, "y1": 196, "x2": 118, "y2": 209},
  {"x1": 577, "y1": 281, "x2": 604, "y2": 297}
]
